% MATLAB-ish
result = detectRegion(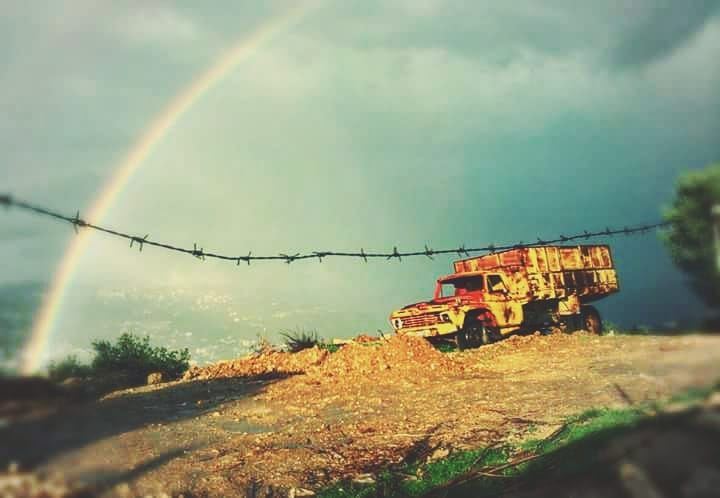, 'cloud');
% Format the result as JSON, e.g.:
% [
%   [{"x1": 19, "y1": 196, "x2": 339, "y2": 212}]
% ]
[
  {"x1": 110, "y1": 6, "x2": 202, "y2": 45},
  {"x1": 610, "y1": 0, "x2": 720, "y2": 68}
]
